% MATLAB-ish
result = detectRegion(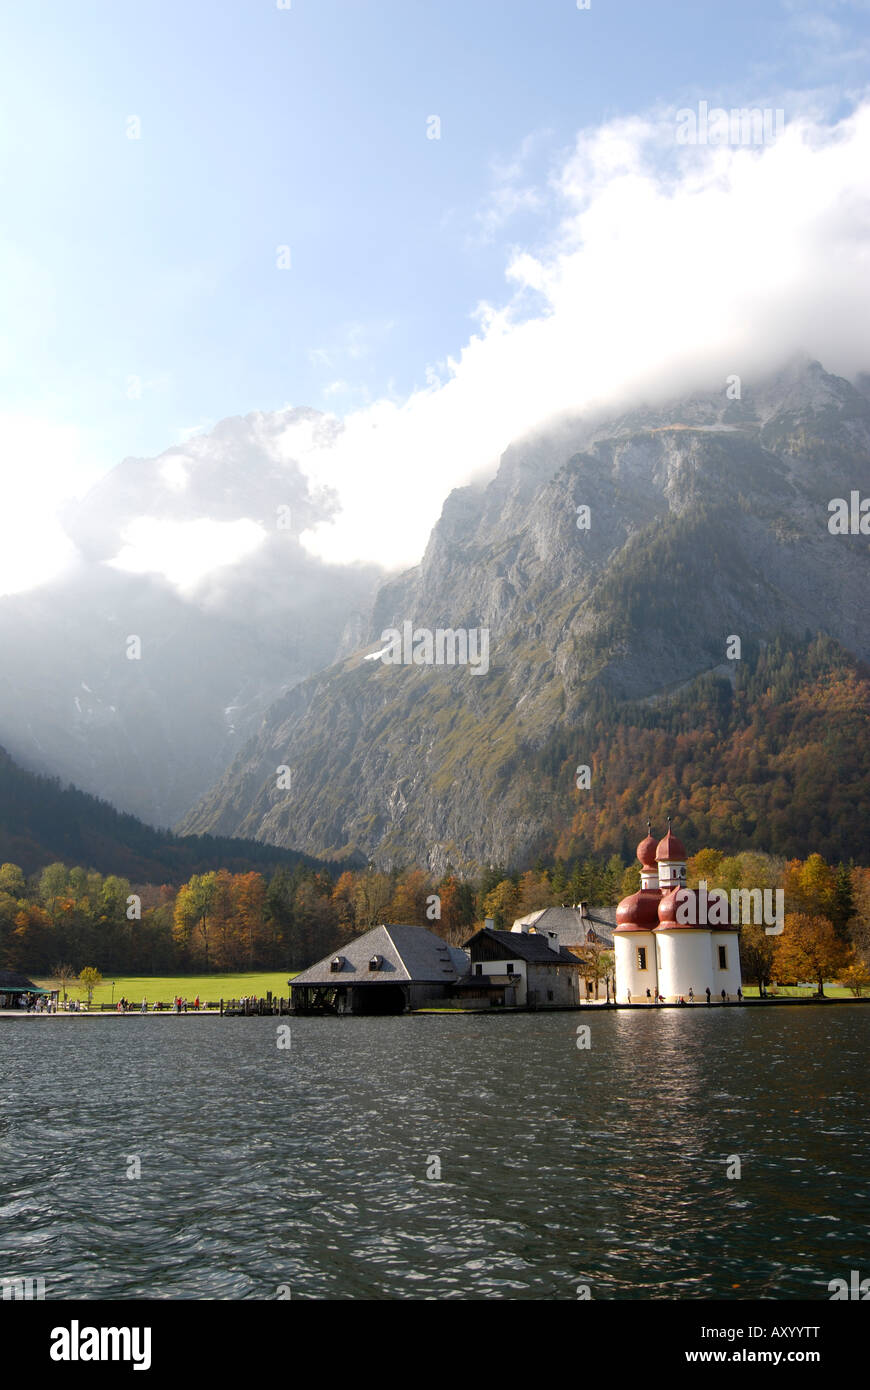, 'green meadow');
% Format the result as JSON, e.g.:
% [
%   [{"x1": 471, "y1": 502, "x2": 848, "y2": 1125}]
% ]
[
  {"x1": 31, "y1": 975, "x2": 863, "y2": 1009},
  {"x1": 741, "y1": 984, "x2": 856, "y2": 999},
  {"x1": 35, "y1": 972, "x2": 298, "y2": 1007}
]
